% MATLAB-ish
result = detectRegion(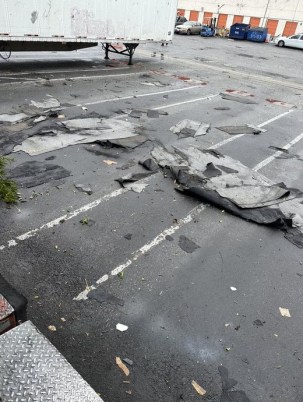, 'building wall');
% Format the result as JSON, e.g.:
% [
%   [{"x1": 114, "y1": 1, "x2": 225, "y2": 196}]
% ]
[{"x1": 177, "y1": 0, "x2": 303, "y2": 36}]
